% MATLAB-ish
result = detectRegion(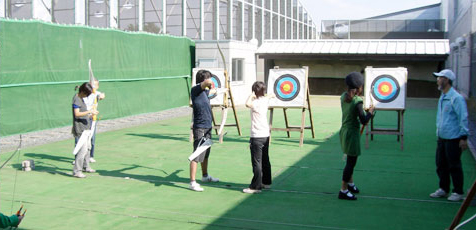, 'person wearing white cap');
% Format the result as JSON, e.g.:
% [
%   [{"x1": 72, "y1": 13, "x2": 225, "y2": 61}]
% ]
[{"x1": 429, "y1": 69, "x2": 469, "y2": 202}]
